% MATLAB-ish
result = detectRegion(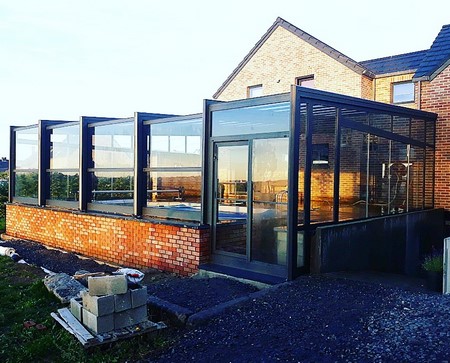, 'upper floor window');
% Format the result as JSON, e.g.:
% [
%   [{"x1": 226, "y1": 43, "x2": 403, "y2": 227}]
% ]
[
  {"x1": 296, "y1": 75, "x2": 315, "y2": 88},
  {"x1": 392, "y1": 82, "x2": 414, "y2": 104},
  {"x1": 247, "y1": 84, "x2": 263, "y2": 98}
]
